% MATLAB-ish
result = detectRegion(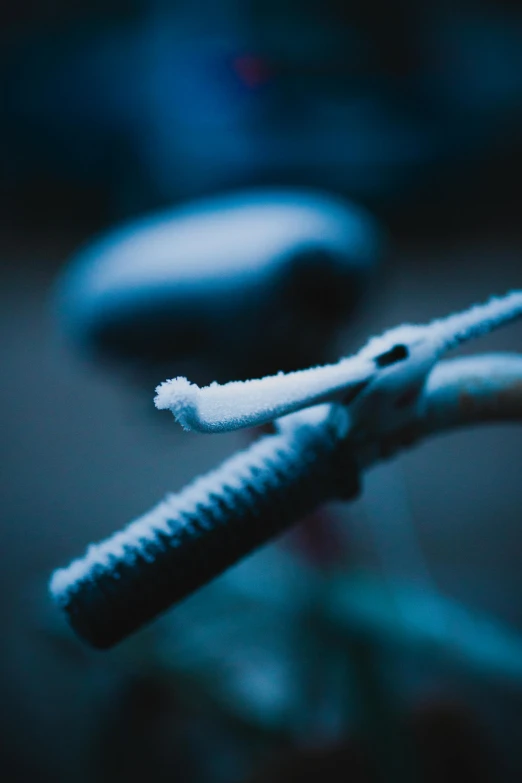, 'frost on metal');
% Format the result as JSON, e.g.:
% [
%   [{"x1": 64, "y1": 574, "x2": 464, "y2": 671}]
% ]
[
  {"x1": 154, "y1": 357, "x2": 375, "y2": 432},
  {"x1": 155, "y1": 290, "x2": 522, "y2": 433},
  {"x1": 430, "y1": 290, "x2": 522, "y2": 351}
]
